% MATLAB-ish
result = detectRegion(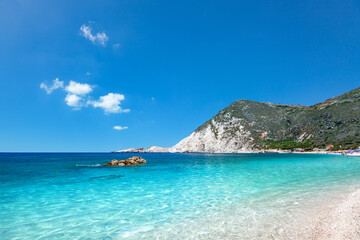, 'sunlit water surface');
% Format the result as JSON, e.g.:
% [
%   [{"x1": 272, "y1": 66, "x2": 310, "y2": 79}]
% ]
[{"x1": 1, "y1": 153, "x2": 360, "y2": 239}]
